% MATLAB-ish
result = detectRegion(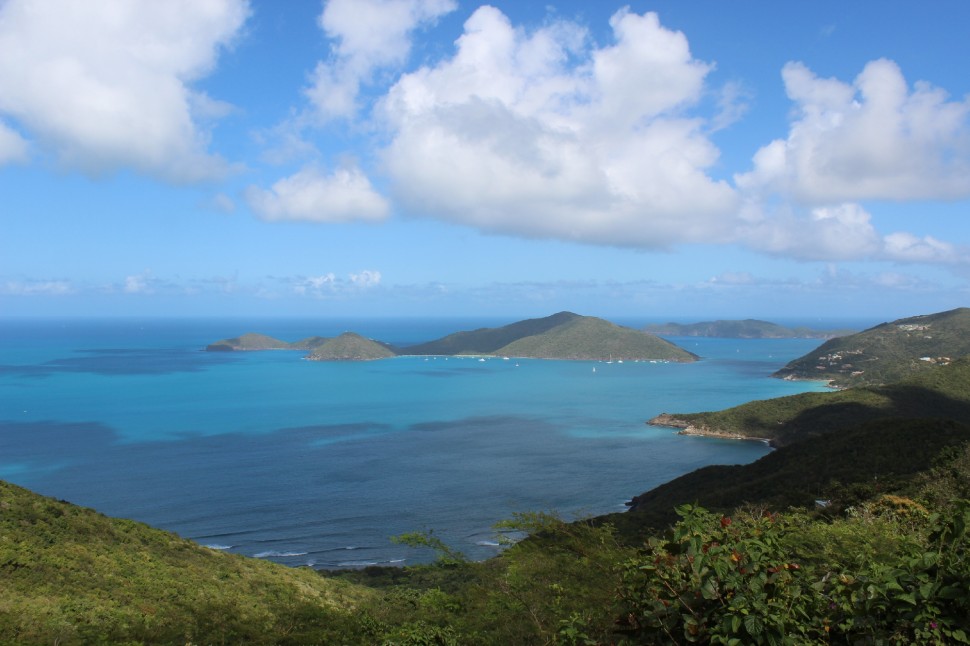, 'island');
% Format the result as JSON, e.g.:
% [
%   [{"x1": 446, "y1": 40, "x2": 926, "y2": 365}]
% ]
[
  {"x1": 642, "y1": 318, "x2": 855, "y2": 339},
  {"x1": 206, "y1": 311, "x2": 699, "y2": 363}
]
